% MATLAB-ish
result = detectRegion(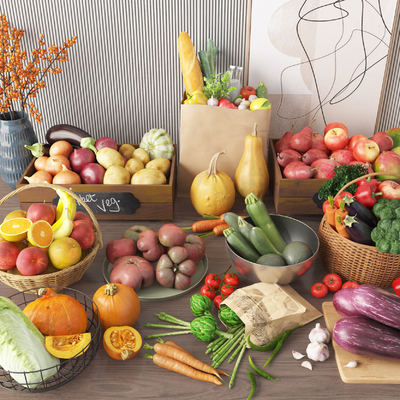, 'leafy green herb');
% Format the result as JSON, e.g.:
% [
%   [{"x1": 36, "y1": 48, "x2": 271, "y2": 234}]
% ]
[
  {"x1": 203, "y1": 71, "x2": 235, "y2": 100},
  {"x1": 317, "y1": 163, "x2": 369, "y2": 200}
]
